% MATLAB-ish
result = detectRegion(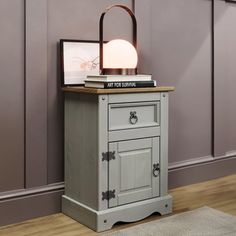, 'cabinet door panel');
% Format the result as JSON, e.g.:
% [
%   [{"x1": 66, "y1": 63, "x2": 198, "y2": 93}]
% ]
[
  {"x1": 109, "y1": 137, "x2": 160, "y2": 207},
  {"x1": 120, "y1": 149, "x2": 152, "y2": 192}
]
